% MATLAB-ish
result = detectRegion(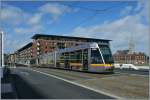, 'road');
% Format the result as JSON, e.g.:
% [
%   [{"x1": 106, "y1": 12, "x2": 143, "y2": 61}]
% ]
[
  {"x1": 114, "y1": 68, "x2": 149, "y2": 76},
  {"x1": 9, "y1": 67, "x2": 114, "y2": 99}
]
